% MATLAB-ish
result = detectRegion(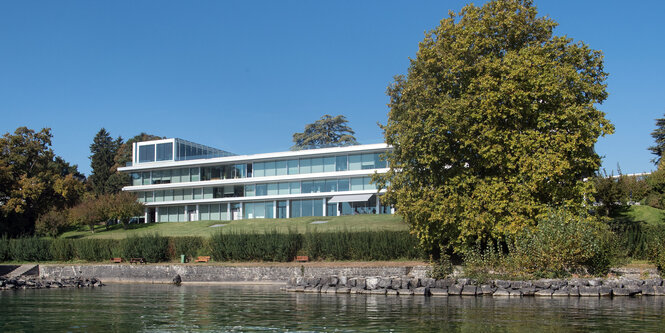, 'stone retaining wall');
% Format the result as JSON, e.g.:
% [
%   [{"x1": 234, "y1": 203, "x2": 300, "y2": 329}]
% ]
[
  {"x1": 286, "y1": 276, "x2": 665, "y2": 297},
  {"x1": 40, "y1": 264, "x2": 429, "y2": 284}
]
